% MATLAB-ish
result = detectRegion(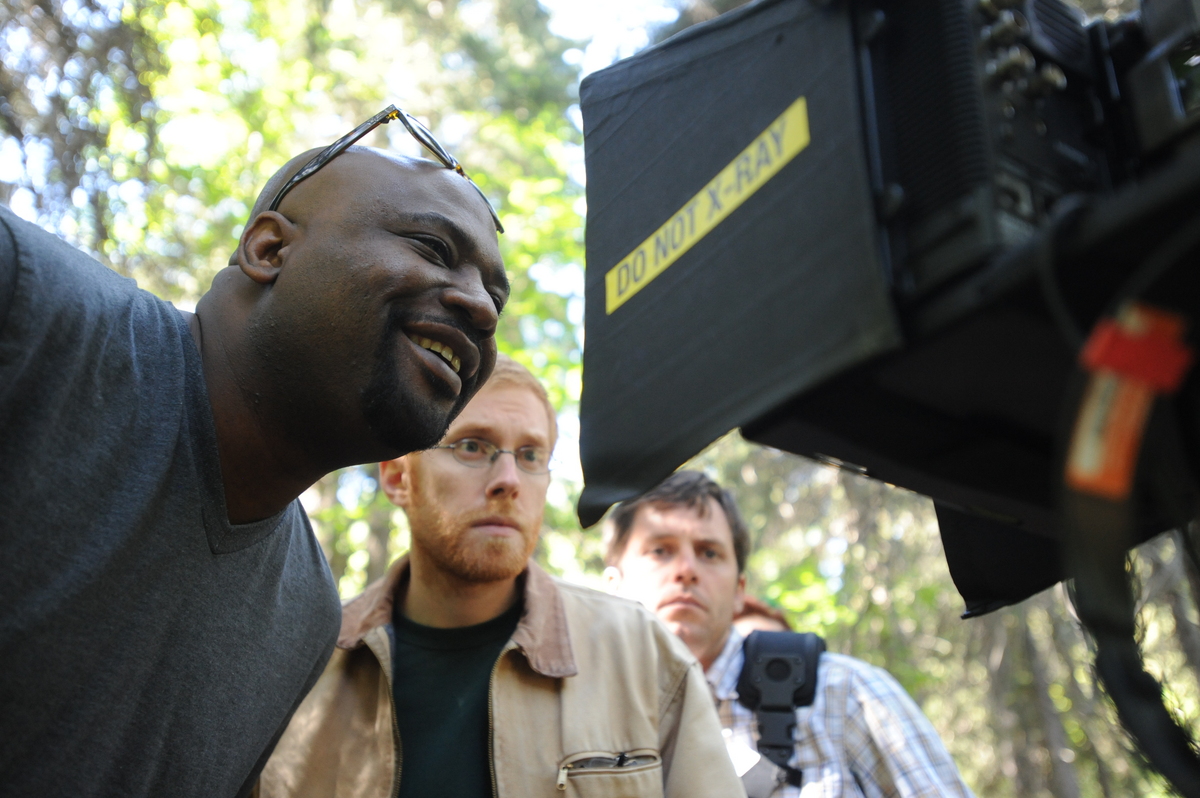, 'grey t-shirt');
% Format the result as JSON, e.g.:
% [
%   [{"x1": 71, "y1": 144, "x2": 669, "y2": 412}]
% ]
[{"x1": 0, "y1": 207, "x2": 341, "y2": 798}]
